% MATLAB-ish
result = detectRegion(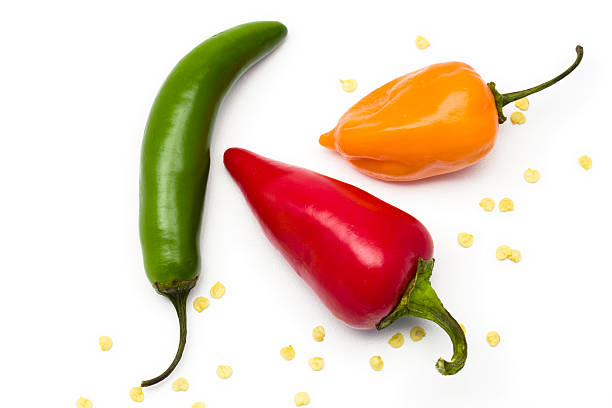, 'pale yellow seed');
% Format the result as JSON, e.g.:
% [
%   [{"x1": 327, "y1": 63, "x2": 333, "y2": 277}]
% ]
[
  {"x1": 217, "y1": 365, "x2": 233, "y2": 379},
  {"x1": 510, "y1": 111, "x2": 526, "y2": 125},
  {"x1": 486, "y1": 331, "x2": 500, "y2": 347},
  {"x1": 479, "y1": 197, "x2": 495, "y2": 212},
  {"x1": 410, "y1": 326, "x2": 426, "y2": 341},
  {"x1": 76, "y1": 397, "x2": 93, "y2": 408},
  {"x1": 193, "y1": 296, "x2": 210, "y2": 312},
  {"x1": 523, "y1": 168, "x2": 541, "y2": 183},
  {"x1": 99, "y1": 336, "x2": 113, "y2": 351},
  {"x1": 192, "y1": 403, "x2": 205, "y2": 408},
  {"x1": 172, "y1": 377, "x2": 189, "y2": 391},
  {"x1": 312, "y1": 325, "x2": 325, "y2": 342},
  {"x1": 280, "y1": 345, "x2": 296, "y2": 361},
  {"x1": 210, "y1": 282, "x2": 226, "y2": 299},
  {"x1": 578, "y1": 155, "x2": 592, "y2": 170},
  {"x1": 308, "y1": 357, "x2": 325, "y2": 371},
  {"x1": 460, "y1": 324, "x2": 466, "y2": 334},
  {"x1": 129, "y1": 387, "x2": 144, "y2": 402},
  {"x1": 294, "y1": 392, "x2": 310, "y2": 406},
  {"x1": 498, "y1": 197, "x2": 514, "y2": 212},
  {"x1": 388, "y1": 332, "x2": 404, "y2": 348},
  {"x1": 415, "y1": 35, "x2": 430, "y2": 49},
  {"x1": 369, "y1": 355, "x2": 384, "y2": 371},
  {"x1": 457, "y1": 232, "x2": 474, "y2": 248},
  {"x1": 339, "y1": 79, "x2": 357, "y2": 93},
  {"x1": 496, "y1": 245, "x2": 512, "y2": 260},
  {"x1": 514, "y1": 97, "x2": 529, "y2": 111},
  {"x1": 509, "y1": 249, "x2": 522, "y2": 263}
]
